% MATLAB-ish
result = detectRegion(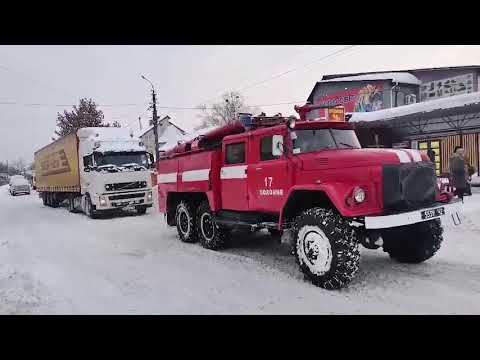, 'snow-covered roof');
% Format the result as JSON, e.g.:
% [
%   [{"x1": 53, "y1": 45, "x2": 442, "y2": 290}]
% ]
[
  {"x1": 158, "y1": 124, "x2": 189, "y2": 151},
  {"x1": 77, "y1": 127, "x2": 145, "y2": 152},
  {"x1": 349, "y1": 92, "x2": 480, "y2": 123},
  {"x1": 159, "y1": 125, "x2": 220, "y2": 152},
  {"x1": 320, "y1": 72, "x2": 421, "y2": 85}
]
